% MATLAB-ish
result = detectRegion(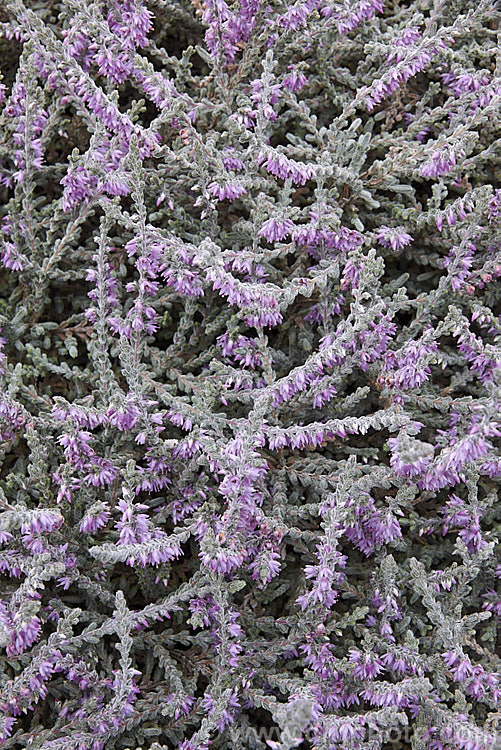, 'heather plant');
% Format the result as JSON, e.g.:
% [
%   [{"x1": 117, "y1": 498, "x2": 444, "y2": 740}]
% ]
[{"x1": 0, "y1": 0, "x2": 500, "y2": 749}]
